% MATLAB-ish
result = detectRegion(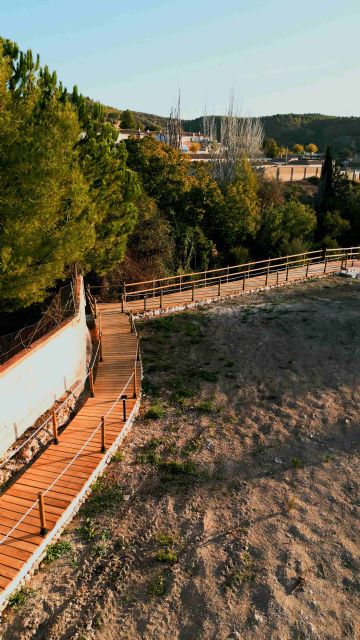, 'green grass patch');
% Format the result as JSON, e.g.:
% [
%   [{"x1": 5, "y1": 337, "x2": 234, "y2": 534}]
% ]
[
  {"x1": 291, "y1": 457, "x2": 302, "y2": 469},
  {"x1": 224, "y1": 552, "x2": 255, "y2": 590},
  {"x1": 77, "y1": 518, "x2": 97, "y2": 542},
  {"x1": 111, "y1": 451, "x2": 124, "y2": 462},
  {"x1": 182, "y1": 436, "x2": 202, "y2": 457},
  {"x1": 155, "y1": 549, "x2": 178, "y2": 564},
  {"x1": 137, "y1": 437, "x2": 164, "y2": 464},
  {"x1": 8, "y1": 588, "x2": 35, "y2": 608},
  {"x1": 144, "y1": 404, "x2": 164, "y2": 420},
  {"x1": 83, "y1": 476, "x2": 123, "y2": 516},
  {"x1": 147, "y1": 571, "x2": 167, "y2": 597},
  {"x1": 44, "y1": 540, "x2": 72, "y2": 564},
  {"x1": 157, "y1": 459, "x2": 201, "y2": 485},
  {"x1": 196, "y1": 400, "x2": 215, "y2": 413}
]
